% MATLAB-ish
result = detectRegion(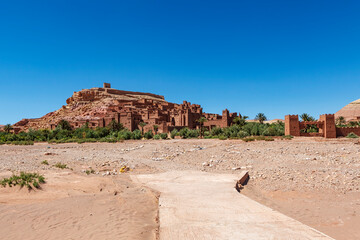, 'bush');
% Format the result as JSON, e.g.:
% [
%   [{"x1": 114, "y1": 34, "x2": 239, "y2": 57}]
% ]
[
  {"x1": 153, "y1": 134, "x2": 161, "y2": 140},
  {"x1": 54, "y1": 162, "x2": 67, "y2": 169},
  {"x1": 254, "y1": 136, "x2": 266, "y2": 141},
  {"x1": 77, "y1": 138, "x2": 97, "y2": 144},
  {"x1": 160, "y1": 133, "x2": 168, "y2": 139},
  {"x1": 265, "y1": 137, "x2": 275, "y2": 141},
  {"x1": 237, "y1": 130, "x2": 249, "y2": 138},
  {"x1": 11, "y1": 141, "x2": 34, "y2": 145},
  {"x1": 346, "y1": 132, "x2": 359, "y2": 138},
  {"x1": 170, "y1": 129, "x2": 178, "y2": 139},
  {"x1": 98, "y1": 137, "x2": 117, "y2": 143},
  {"x1": 218, "y1": 134, "x2": 227, "y2": 140},
  {"x1": 262, "y1": 127, "x2": 277, "y2": 136},
  {"x1": 187, "y1": 129, "x2": 199, "y2": 138},
  {"x1": 117, "y1": 130, "x2": 132, "y2": 140},
  {"x1": 132, "y1": 129, "x2": 142, "y2": 140},
  {"x1": 210, "y1": 127, "x2": 222, "y2": 137},
  {"x1": 85, "y1": 169, "x2": 95, "y2": 175},
  {"x1": 144, "y1": 130, "x2": 153, "y2": 139},
  {"x1": 282, "y1": 135, "x2": 293, "y2": 140},
  {"x1": 41, "y1": 160, "x2": 49, "y2": 165},
  {"x1": 1, "y1": 172, "x2": 45, "y2": 190},
  {"x1": 179, "y1": 128, "x2": 190, "y2": 139},
  {"x1": 242, "y1": 137, "x2": 255, "y2": 142}
]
